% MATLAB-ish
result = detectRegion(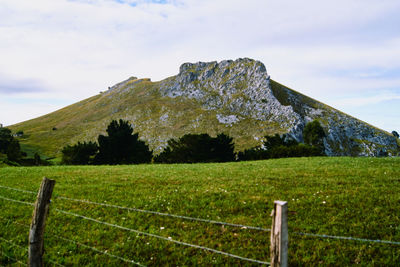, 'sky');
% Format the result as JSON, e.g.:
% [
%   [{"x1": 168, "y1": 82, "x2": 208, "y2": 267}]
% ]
[{"x1": 0, "y1": 0, "x2": 399, "y2": 133}]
